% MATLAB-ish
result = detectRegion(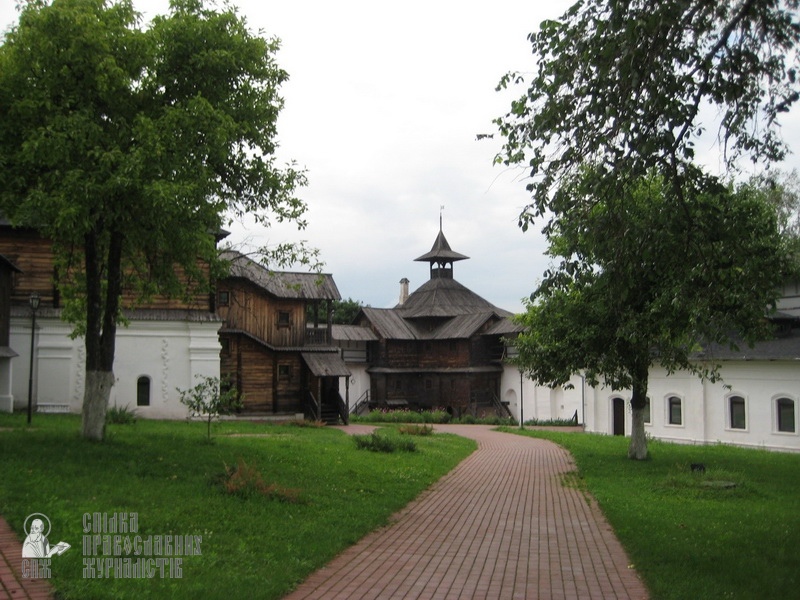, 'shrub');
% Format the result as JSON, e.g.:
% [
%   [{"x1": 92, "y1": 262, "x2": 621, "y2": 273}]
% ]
[
  {"x1": 353, "y1": 432, "x2": 417, "y2": 453},
  {"x1": 523, "y1": 417, "x2": 581, "y2": 427},
  {"x1": 106, "y1": 404, "x2": 137, "y2": 425},
  {"x1": 398, "y1": 424, "x2": 435, "y2": 436},
  {"x1": 351, "y1": 408, "x2": 515, "y2": 426},
  {"x1": 215, "y1": 458, "x2": 303, "y2": 503}
]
